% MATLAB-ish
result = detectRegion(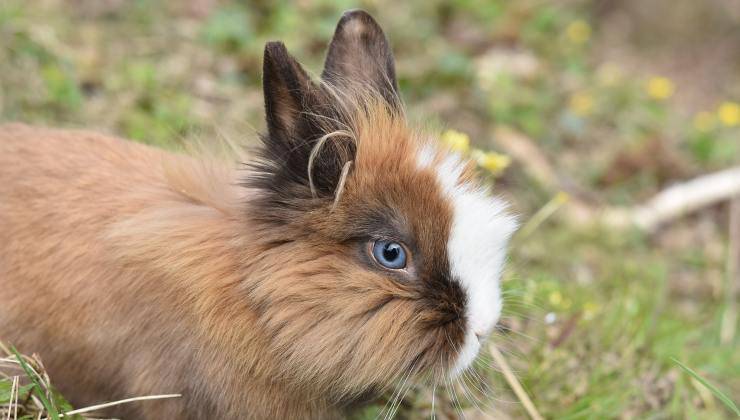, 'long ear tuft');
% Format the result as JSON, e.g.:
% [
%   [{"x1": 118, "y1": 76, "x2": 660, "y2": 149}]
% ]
[{"x1": 321, "y1": 10, "x2": 400, "y2": 107}]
